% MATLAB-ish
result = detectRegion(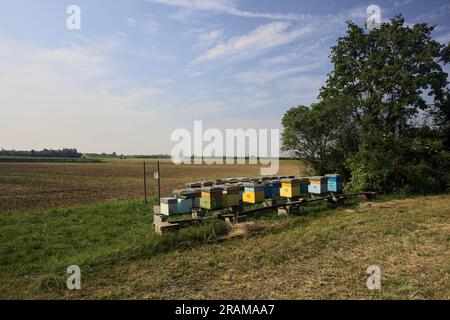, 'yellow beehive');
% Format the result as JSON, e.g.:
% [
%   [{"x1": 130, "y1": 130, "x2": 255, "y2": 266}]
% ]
[
  {"x1": 280, "y1": 178, "x2": 301, "y2": 198},
  {"x1": 242, "y1": 191, "x2": 265, "y2": 204}
]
